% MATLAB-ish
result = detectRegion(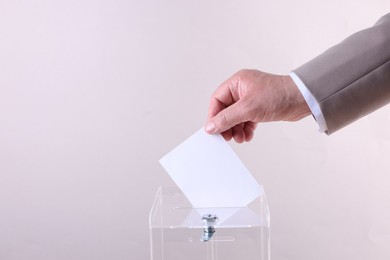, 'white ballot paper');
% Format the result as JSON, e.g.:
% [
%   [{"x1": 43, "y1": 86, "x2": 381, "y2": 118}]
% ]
[{"x1": 159, "y1": 128, "x2": 263, "y2": 209}]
